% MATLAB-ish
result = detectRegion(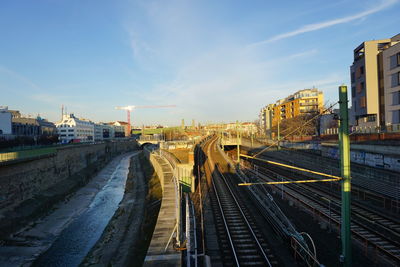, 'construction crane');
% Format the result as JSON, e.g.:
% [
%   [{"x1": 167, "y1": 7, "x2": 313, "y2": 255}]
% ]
[{"x1": 115, "y1": 105, "x2": 176, "y2": 136}]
